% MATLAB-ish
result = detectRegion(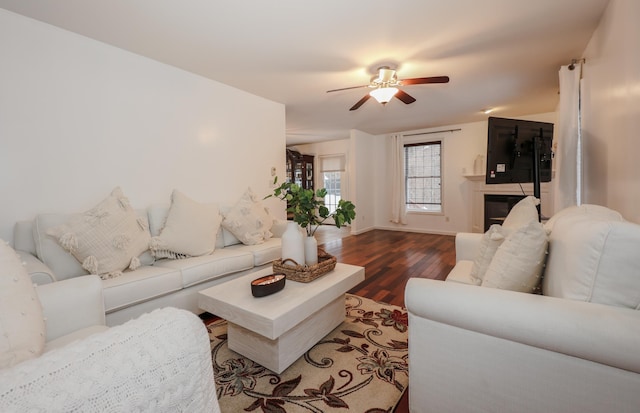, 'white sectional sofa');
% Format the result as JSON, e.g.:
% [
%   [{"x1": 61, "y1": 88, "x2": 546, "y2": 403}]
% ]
[
  {"x1": 405, "y1": 204, "x2": 640, "y2": 412},
  {"x1": 0, "y1": 238, "x2": 220, "y2": 412},
  {"x1": 12, "y1": 192, "x2": 285, "y2": 326}
]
